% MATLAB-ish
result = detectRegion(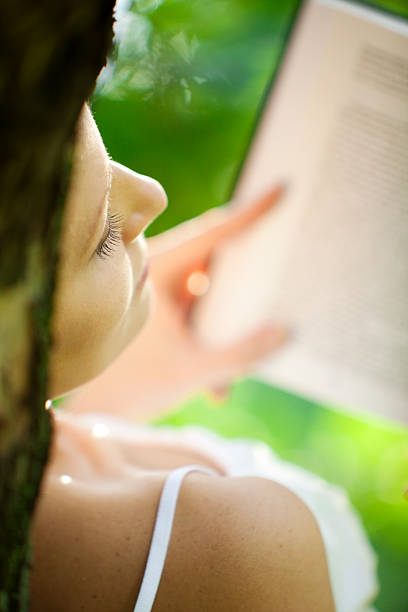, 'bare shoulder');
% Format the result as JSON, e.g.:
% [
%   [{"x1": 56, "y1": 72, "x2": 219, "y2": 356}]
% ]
[{"x1": 155, "y1": 473, "x2": 336, "y2": 612}]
